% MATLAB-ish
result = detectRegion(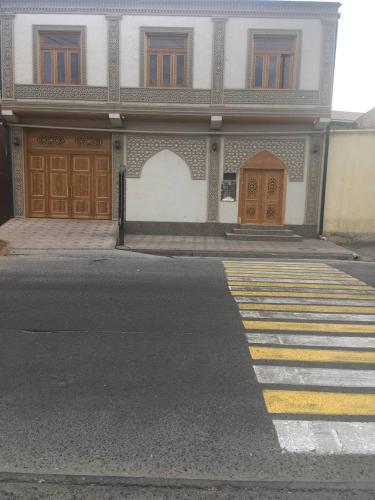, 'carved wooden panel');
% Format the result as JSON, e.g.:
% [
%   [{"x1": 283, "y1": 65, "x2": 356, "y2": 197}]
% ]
[
  {"x1": 240, "y1": 169, "x2": 284, "y2": 224},
  {"x1": 28, "y1": 154, "x2": 47, "y2": 217},
  {"x1": 261, "y1": 171, "x2": 284, "y2": 224},
  {"x1": 94, "y1": 156, "x2": 112, "y2": 219},
  {"x1": 27, "y1": 130, "x2": 111, "y2": 153},
  {"x1": 71, "y1": 155, "x2": 91, "y2": 218},
  {"x1": 25, "y1": 130, "x2": 112, "y2": 219},
  {"x1": 49, "y1": 154, "x2": 70, "y2": 218}
]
